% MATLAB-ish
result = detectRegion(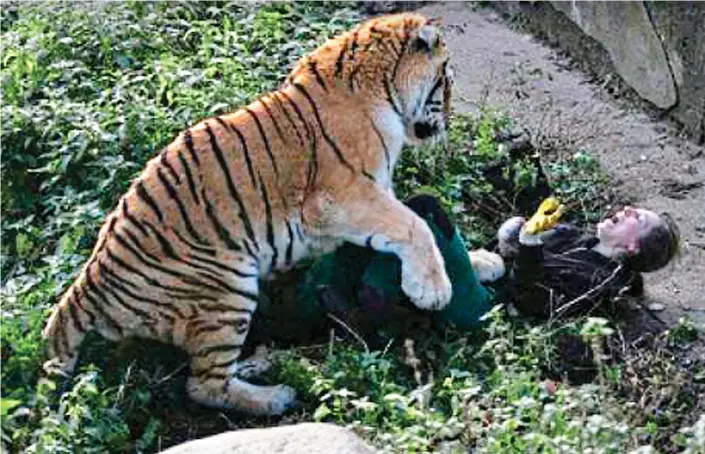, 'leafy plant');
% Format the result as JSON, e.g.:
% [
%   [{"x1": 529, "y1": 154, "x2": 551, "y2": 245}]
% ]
[{"x1": 2, "y1": 2, "x2": 702, "y2": 454}]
